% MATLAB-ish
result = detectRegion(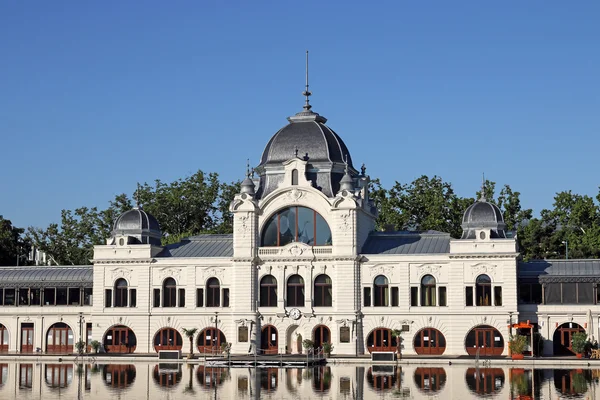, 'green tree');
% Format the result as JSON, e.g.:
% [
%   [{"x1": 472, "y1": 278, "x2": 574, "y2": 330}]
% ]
[{"x1": 0, "y1": 216, "x2": 29, "y2": 266}]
